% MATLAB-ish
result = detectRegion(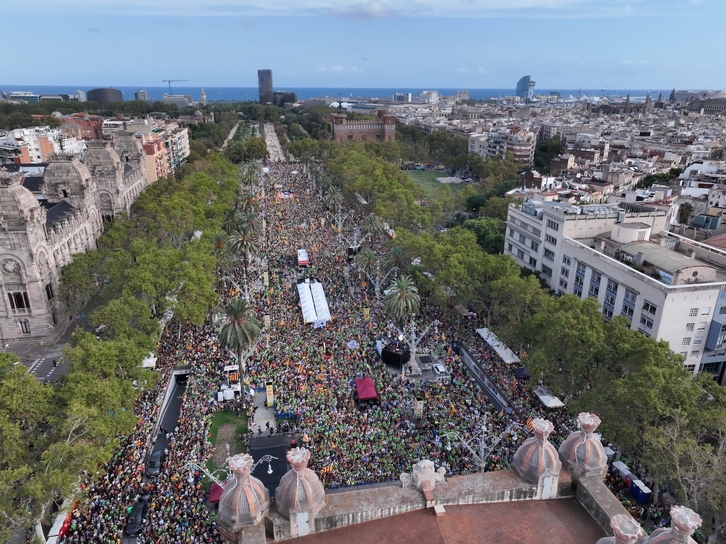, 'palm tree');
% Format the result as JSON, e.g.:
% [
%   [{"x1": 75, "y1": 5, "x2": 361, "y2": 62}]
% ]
[
  {"x1": 223, "y1": 208, "x2": 242, "y2": 235},
  {"x1": 678, "y1": 201, "x2": 694, "y2": 225},
  {"x1": 384, "y1": 275, "x2": 420, "y2": 322},
  {"x1": 360, "y1": 213, "x2": 386, "y2": 239},
  {"x1": 217, "y1": 297, "x2": 260, "y2": 389},
  {"x1": 386, "y1": 246, "x2": 407, "y2": 277},
  {"x1": 323, "y1": 187, "x2": 344, "y2": 211},
  {"x1": 355, "y1": 248, "x2": 378, "y2": 277},
  {"x1": 228, "y1": 224, "x2": 259, "y2": 274},
  {"x1": 237, "y1": 193, "x2": 259, "y2": 214},
  {"x1": 212, "y1": 232, "x2": 233, "y2": 275}
]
